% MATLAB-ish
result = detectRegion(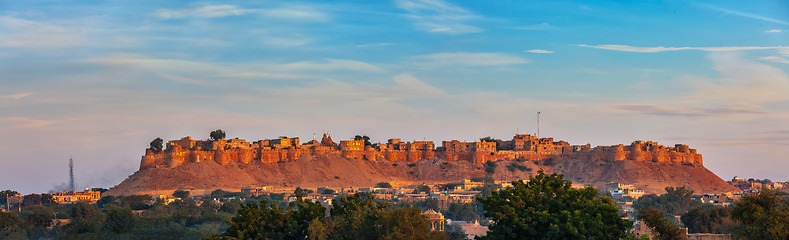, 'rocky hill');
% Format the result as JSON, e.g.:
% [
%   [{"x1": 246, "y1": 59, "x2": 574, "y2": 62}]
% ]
[{"x1": 105, "y1": 153, "x2": 739, "y2": 196}]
